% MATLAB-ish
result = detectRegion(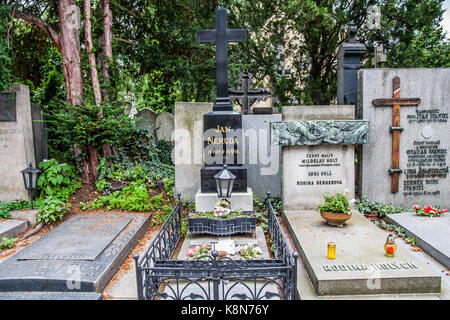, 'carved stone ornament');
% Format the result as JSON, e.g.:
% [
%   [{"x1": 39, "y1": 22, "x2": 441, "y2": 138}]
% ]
[{"x1": 271, "y1": 120, "x2": 370, "y2": 146}]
